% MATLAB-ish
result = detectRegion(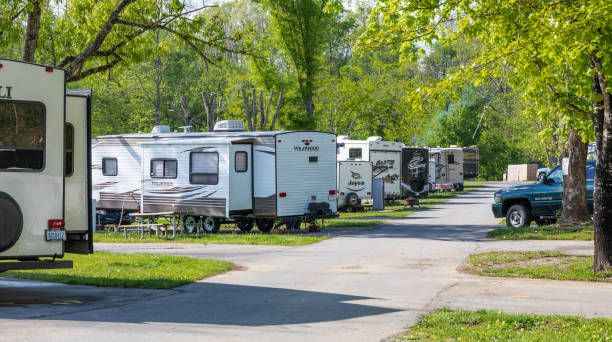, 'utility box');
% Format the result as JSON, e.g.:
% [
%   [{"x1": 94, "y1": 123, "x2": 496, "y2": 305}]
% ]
[
  {"x1": 372, "y1": 178, "x2": 384, "y2": 210},
  {"x1": 506, "y1": 163, "x2": 539, "y2": 181}
]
